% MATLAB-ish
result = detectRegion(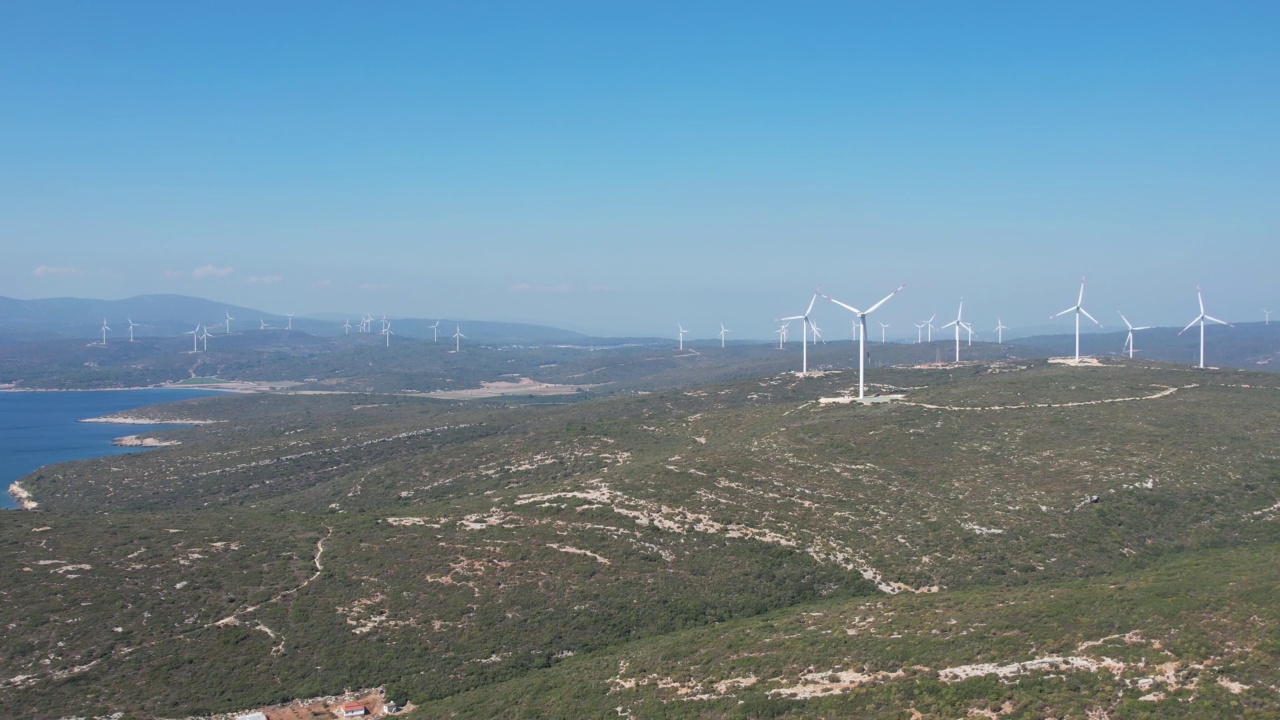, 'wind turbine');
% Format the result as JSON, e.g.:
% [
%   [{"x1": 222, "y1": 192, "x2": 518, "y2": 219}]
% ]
[
  {"x1": 99, "y1": 318, "x2": 110, "y2": 345},
  {"x1": 1266, "y1": 309, "x2": 1273, "y2": 325},
  {"x1": 382, "y1": 320, "x2": 393, "y2": 347},
  {"x1": 285, "y1": 313, "x2": 294, "y2": 331},
  {"x1": 921, "y1": 314, "x2": 936, "y2": 342},
  {"x1": 820, "y1": 284, "x2": 906, "y2": 399},
  {"x1": 1051, "y1": 276, "x2": 1102, "y2": 362},
  {"x1": 776, "y1": 321, "x2": 789, "y2": 349},
  {"x1": 677, "y1": 324, "x2": 689, "y2": 351},
  {"x1": 994, "y1": 318, "x2": 1008, "y2": 345},
  {"x1": 200, "y1": 325, "x2": 210, "y2": 352},
  {"x1": 965, "y1": 322, "x2": 976, "y2": 346},
  {"x1": 915, "y1": 322, "x2": 925, "y2": 344},
  {"x1": 778, "y1": 290, "x2": 820, "y2": 375},
  {"x1": 718, "y1": 323, "x2": 730, "y2": 348},
  {"x1": 1118, "y1": 312, "x2": 1151, "y2": 359},
  {"x1": 187, "y1": 324, "x2": 200, "y2": 352},
  {"x1": 341, "y1": 319, "x2": 350, "y2": 335},
  {"x1": 879, "y1": 322, "x2": 891, "y2": 344},
  {"x1": 811, "y1": 321, "x2": 825, "y2": 344},
  {"x1": 127, "y1": 318, "x2": 137, "y2": 342},
  {"x1": 940, "y1": 299, "x2": 966, "y2": 363},
  {"x1": 452, "y1": 325, "x2": 466, "y2": 352},
  {"x1": 224, "y1": 311, "x2": 234, "y2": 334},
  {"x1": 260, "y1": 319, "x2": 269, "y2": 330},
  {"x1": 1179, "y1": 286, "x2": 1232, "y2": 368},
  {"x1": 431, "y1": 320, "x2": 441, "y2": 342}
]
